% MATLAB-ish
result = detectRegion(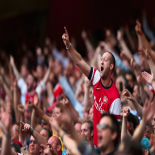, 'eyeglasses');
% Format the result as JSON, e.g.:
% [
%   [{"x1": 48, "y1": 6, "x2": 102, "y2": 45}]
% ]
[
  {"x1": 96, "y1": 124, "x2": 114, "y2": 131},
  {"x1": 29, "y1": 140, "x2": 37, "y2": 144},
  {"x1": 11, "y1": 128, "x2": 19, "y2": 132}
]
